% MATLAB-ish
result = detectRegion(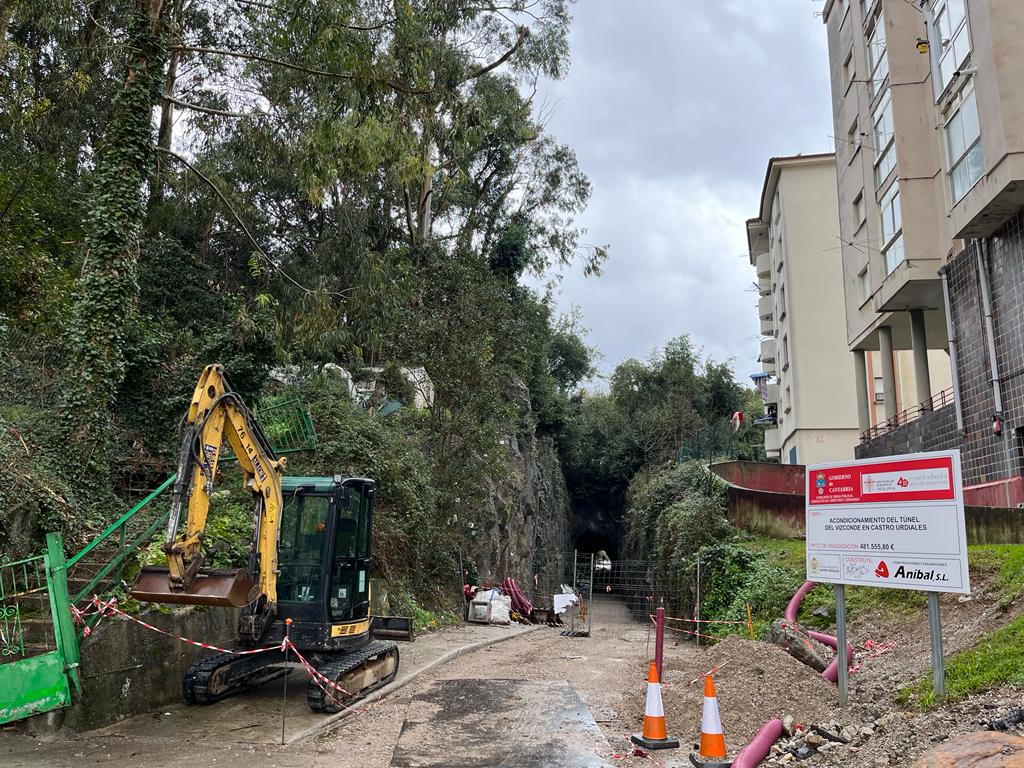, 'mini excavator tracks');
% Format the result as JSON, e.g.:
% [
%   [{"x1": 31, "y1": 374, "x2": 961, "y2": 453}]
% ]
[
  {"x1": 183, "y1": 640, "x2": 399, "y2": 712},
  {"x1": 306, "y1": 640, "x2": 400, "y2": 713}
]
